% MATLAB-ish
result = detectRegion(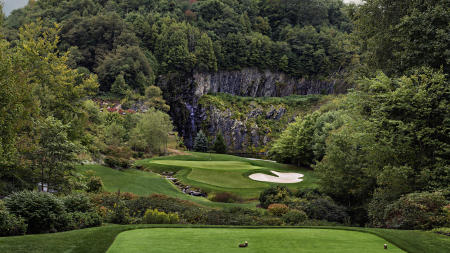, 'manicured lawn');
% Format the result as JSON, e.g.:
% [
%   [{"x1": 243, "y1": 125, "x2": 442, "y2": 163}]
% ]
[
  {"x1": 77, "y1": 165, "x2": 255, "y2": 208},
  {"x1": 0, "y1": 225, "x2": 448, "y2": 253},
  {"x1": 107, "y1": 228, "x2": 404, "y2": 253},
  {"x1": 136, "y1": 152, "x2": 317, "y2": 199}
]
